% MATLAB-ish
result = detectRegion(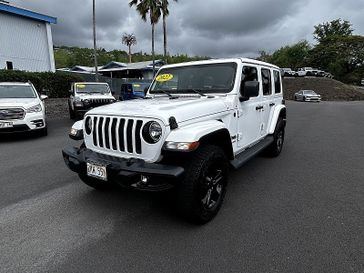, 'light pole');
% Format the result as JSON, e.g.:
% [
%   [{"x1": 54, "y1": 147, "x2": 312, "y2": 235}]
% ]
[{"x1": 93, "y1": 0, "x2": 99, "y2": 82}]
